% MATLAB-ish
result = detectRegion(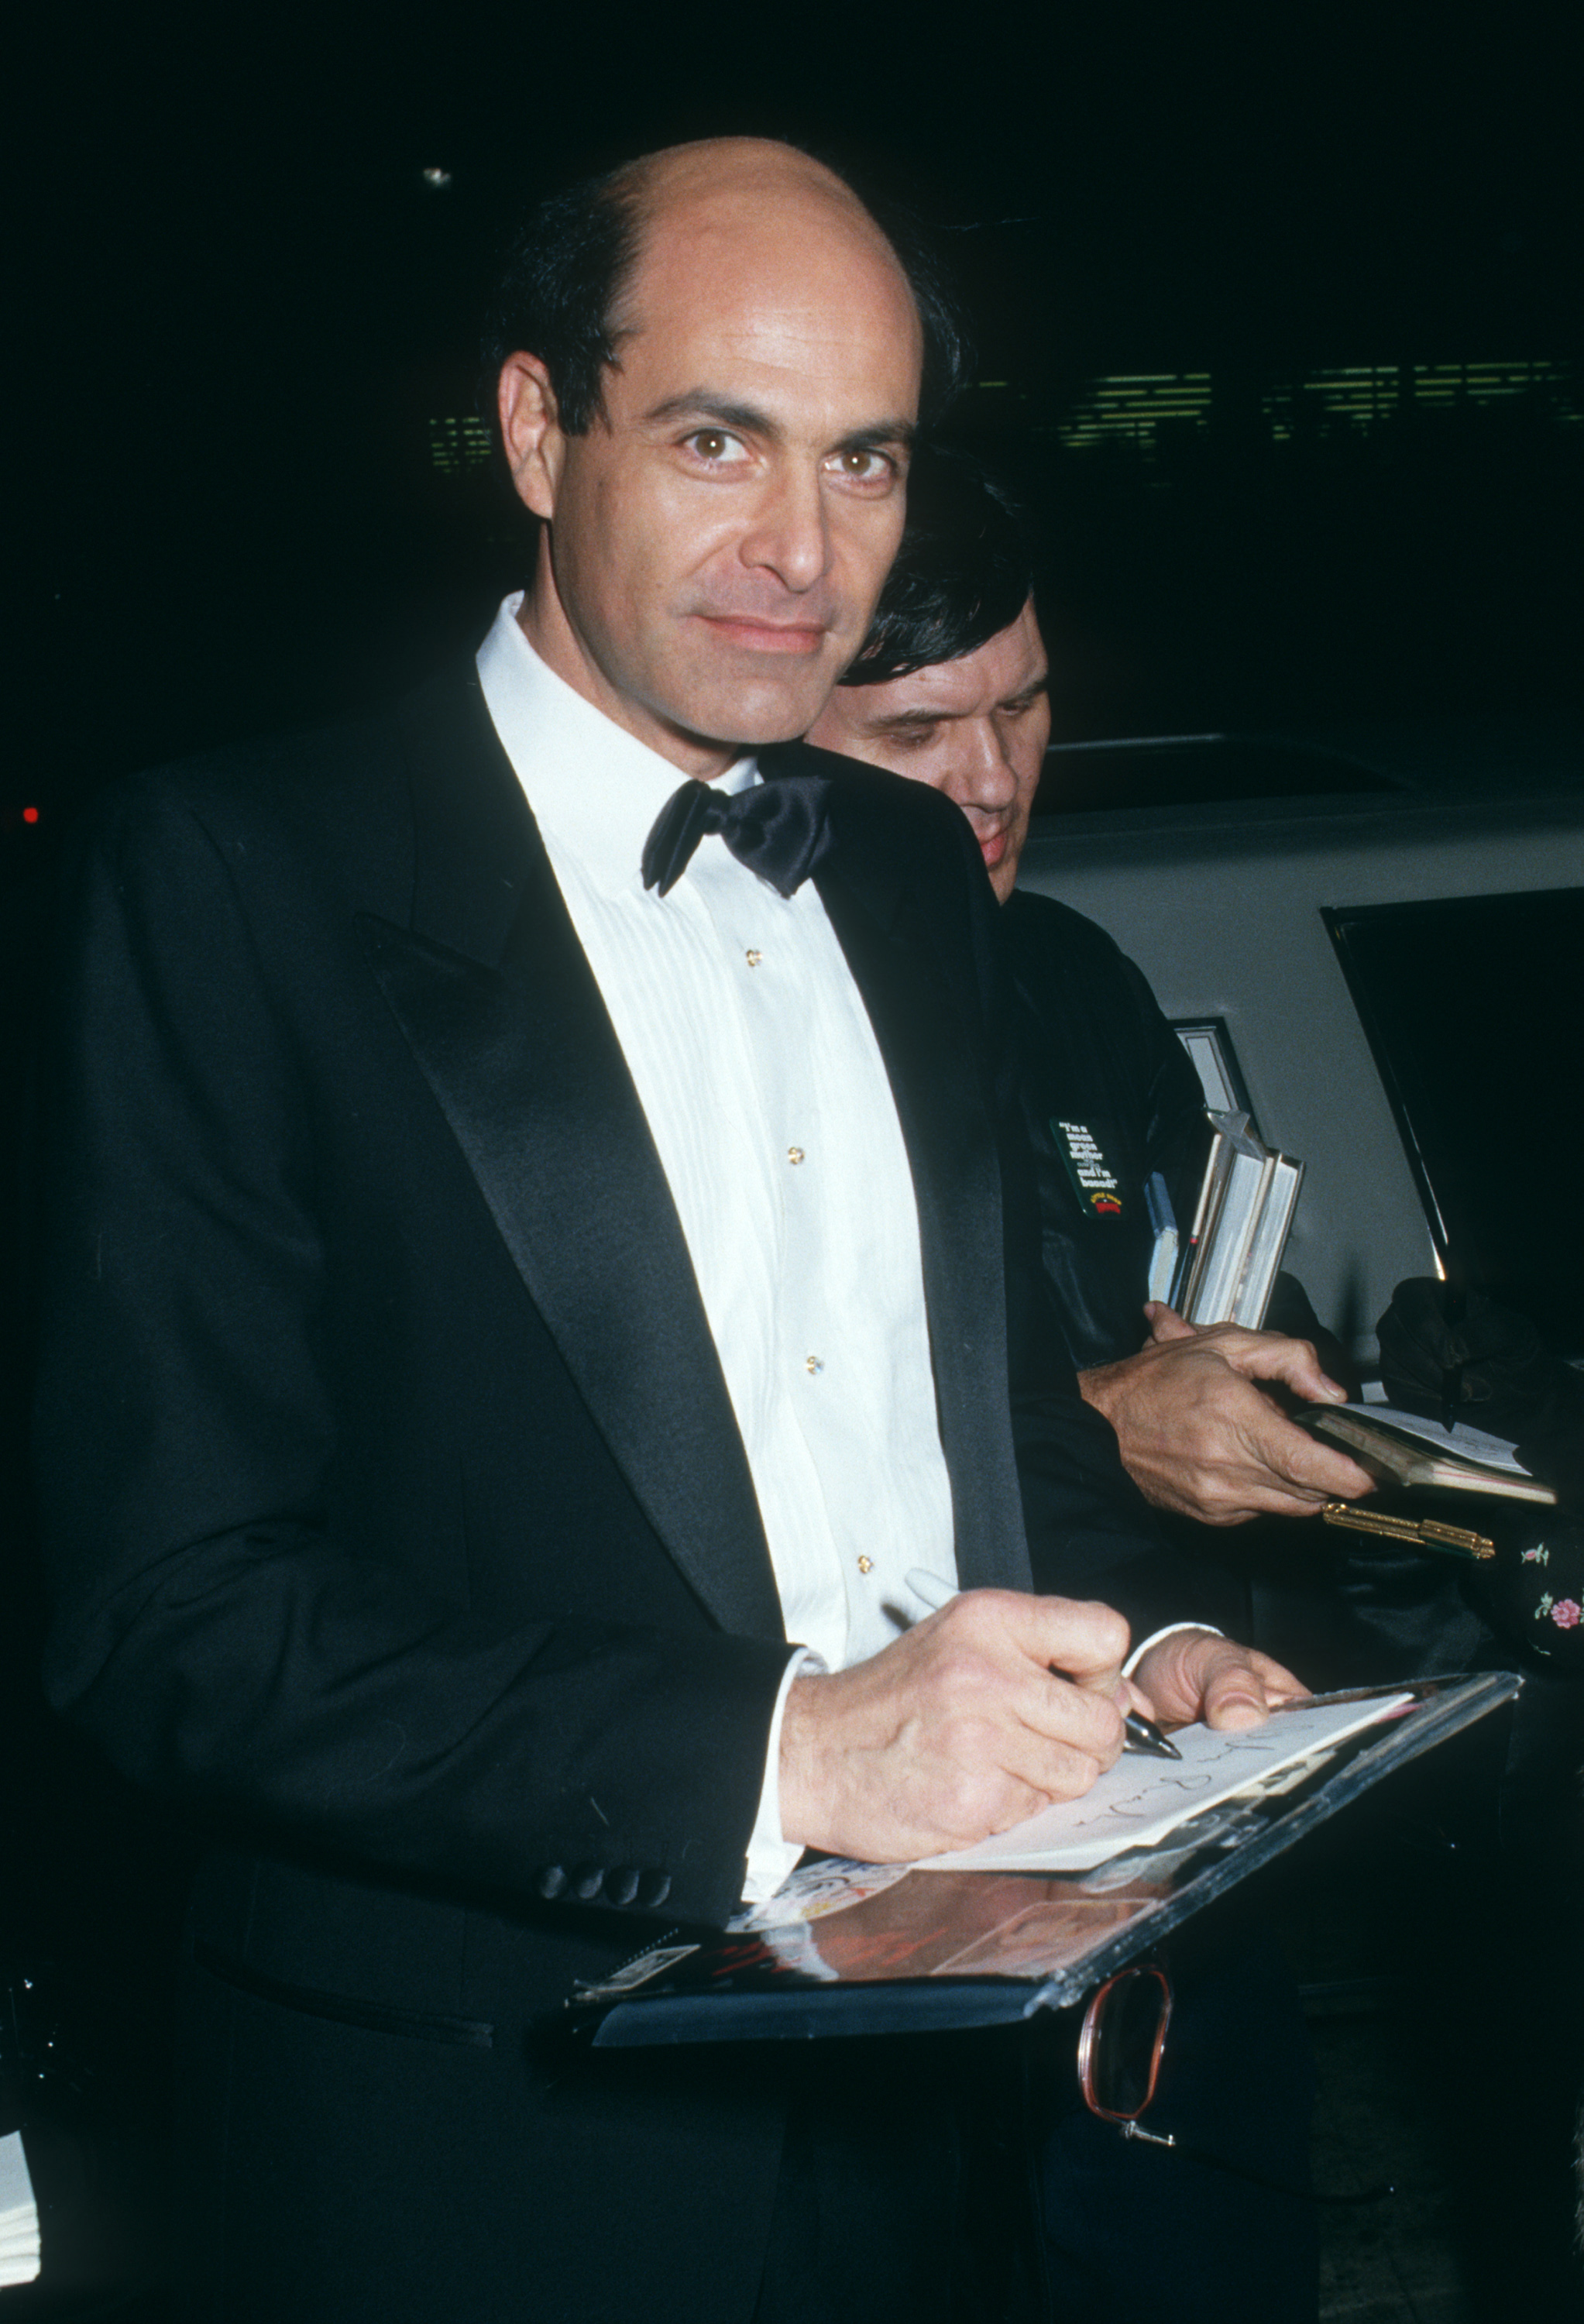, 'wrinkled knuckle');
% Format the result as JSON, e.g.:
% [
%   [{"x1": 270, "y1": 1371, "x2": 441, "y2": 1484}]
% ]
[
  {"x1": 1048, "y1": 1748, "x2": 1101, "y2": 1800},
  {"x1": 1086, "y1": 1601, "x2": 1130, "y2": 1664}
]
